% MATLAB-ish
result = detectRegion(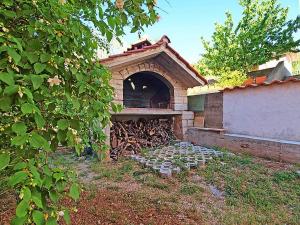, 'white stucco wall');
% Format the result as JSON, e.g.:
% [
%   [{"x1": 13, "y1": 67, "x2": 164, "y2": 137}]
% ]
[
  {"x1": 223, "y1": 82, "x2": 300, "y2": 142},
  {"x1": 258, "y1": 56, "x2": 292, "y2": 73}
]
